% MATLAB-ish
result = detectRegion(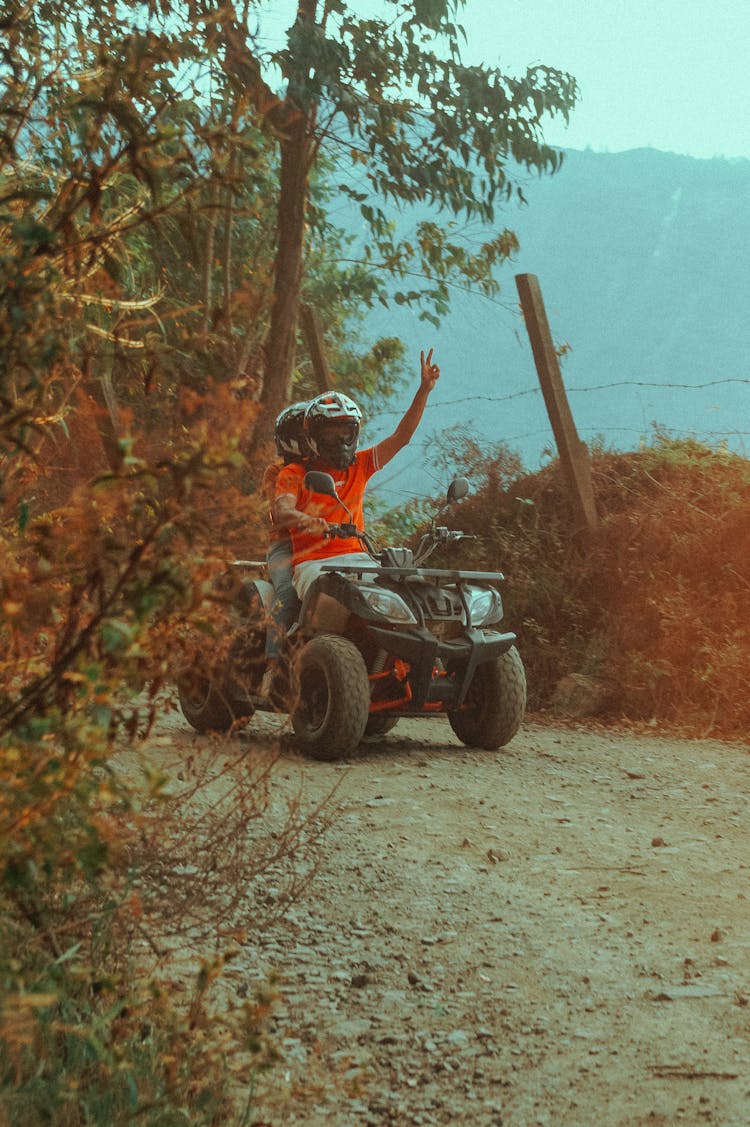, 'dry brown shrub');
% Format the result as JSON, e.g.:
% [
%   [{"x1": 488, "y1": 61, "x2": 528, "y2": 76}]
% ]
[
  {"x1": 443, "y1": 435, "x2": 750, "y2": 736},
  {"x1": 0, "y1": 377, "x2": 330, "y2": 1122},
  {"x1": 114, "y1": 740, "x2": 337, "y2": 958}
]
